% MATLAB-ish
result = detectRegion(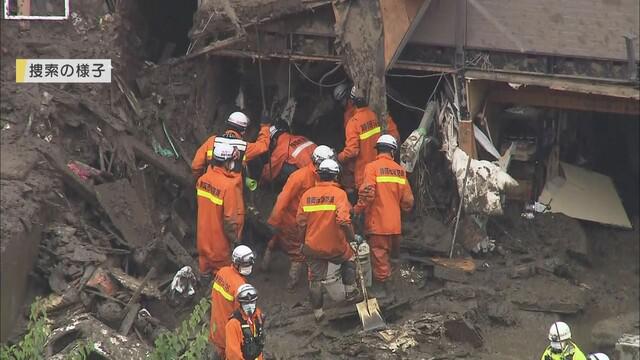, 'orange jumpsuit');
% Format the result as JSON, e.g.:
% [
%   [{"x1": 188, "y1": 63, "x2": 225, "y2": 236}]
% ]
[
  {"x1": 267, "y1": 164, "x2": 318, "y2": 262},
  {"x1": 210, "y1": 265, "x2": 246, "y2": 354},
  {"x1": 339, "y1": 107, "x2": 401, "y2": 190},
  {"x1": 260, "y1": 133, "x2": 316, "y2": 183},
  {"x1": 296, "y1": 181, "x2": 354, "y2": 262},
  {"x1": 355, "y1": 153, "x2": 414, "y2": 282},
  {"x1": 193, "y1": 126, "x2": 270, "y2": 242},
  {"x1": 191, "y1": 126, "x2": 271, "y2": 179},
  {"x1": 224, "y1": 308, "x2": 265, "y2": 360},
  {"x1": 196, "y1": 166, "x2": 242, "y2": 275}
]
